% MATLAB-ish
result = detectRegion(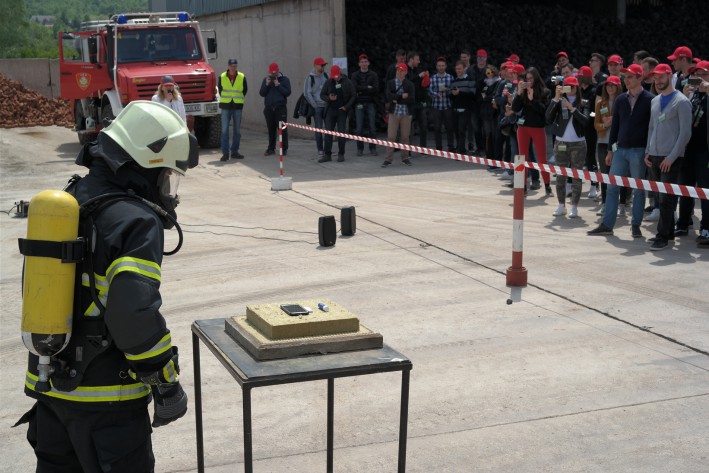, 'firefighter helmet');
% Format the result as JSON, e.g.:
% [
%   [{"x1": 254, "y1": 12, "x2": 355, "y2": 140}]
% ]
[{"x1": 101, "y1": 100, "x2": 198, "y2": 175}]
